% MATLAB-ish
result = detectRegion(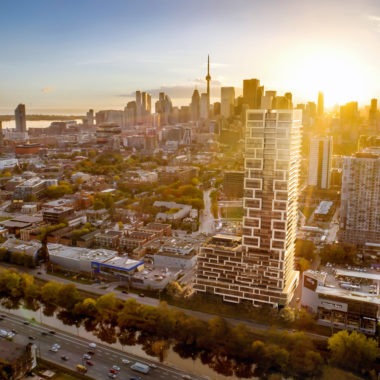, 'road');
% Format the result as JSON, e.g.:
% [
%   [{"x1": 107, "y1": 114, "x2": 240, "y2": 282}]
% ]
[
  {"x1": 0, "y1": 312, "x2": 202, "y2": 380},
  {"x1": 198, "y1": 189, "x2": 215, "y2": 235}
]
